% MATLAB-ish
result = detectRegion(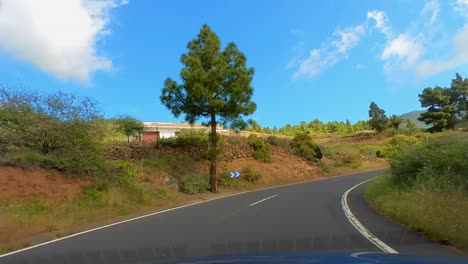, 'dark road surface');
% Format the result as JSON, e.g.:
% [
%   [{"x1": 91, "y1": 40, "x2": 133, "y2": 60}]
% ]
[{"x1": 0, "y1": 169, "x2": 463, "y2": 263}]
